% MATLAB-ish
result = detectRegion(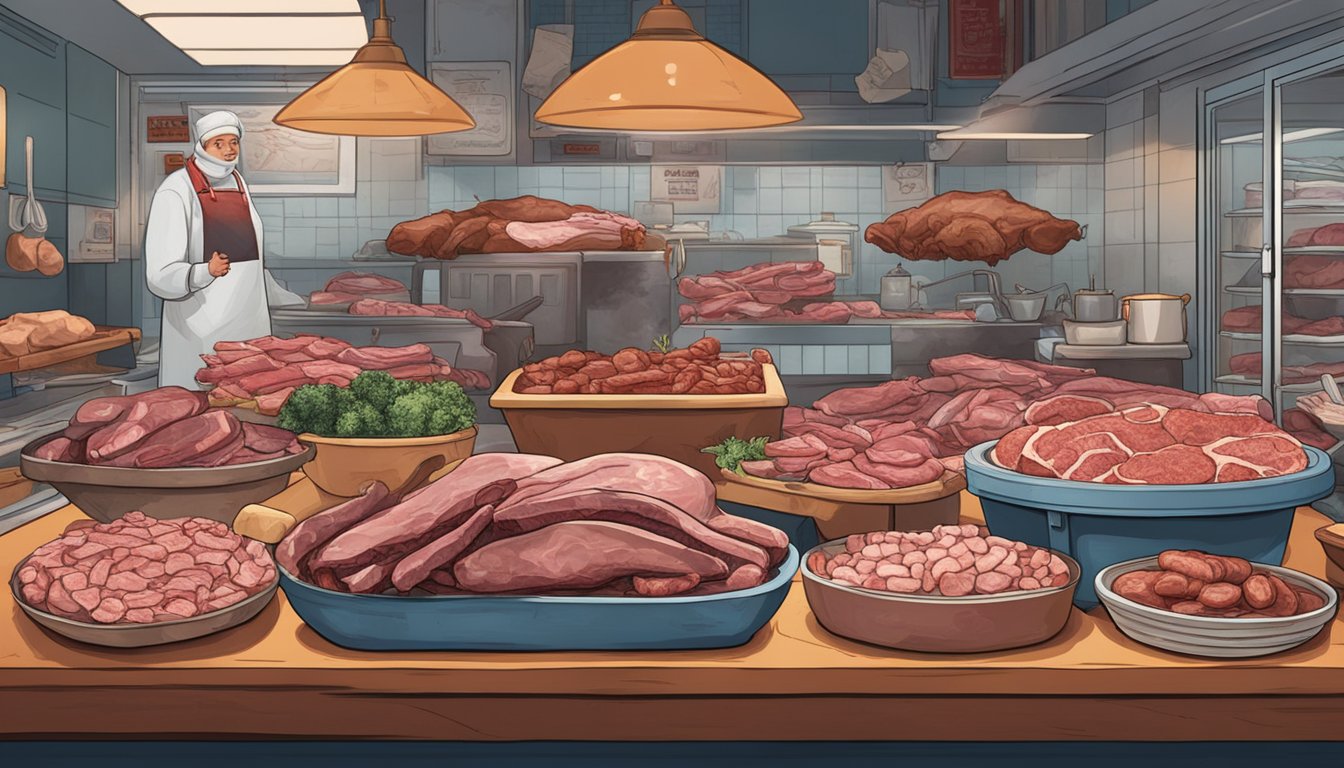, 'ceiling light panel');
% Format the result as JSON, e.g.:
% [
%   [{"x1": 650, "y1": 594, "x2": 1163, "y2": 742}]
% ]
[
  {"x1": 119, "y1": 0, "x2": 360, "y2": 15},
  {"x1": 183, "y1": 49, "x2": 361, "y2": 66},
  {"x1": 145, "y1": 15, "x2": 368, "y2": 50}
]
